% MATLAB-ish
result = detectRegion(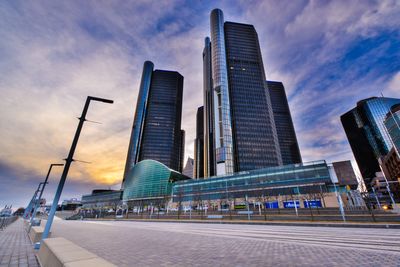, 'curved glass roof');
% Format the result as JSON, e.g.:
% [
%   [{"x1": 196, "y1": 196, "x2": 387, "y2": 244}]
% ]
[{"x1": 123, "y1": 160, "x2": 190, "y2": 201}]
